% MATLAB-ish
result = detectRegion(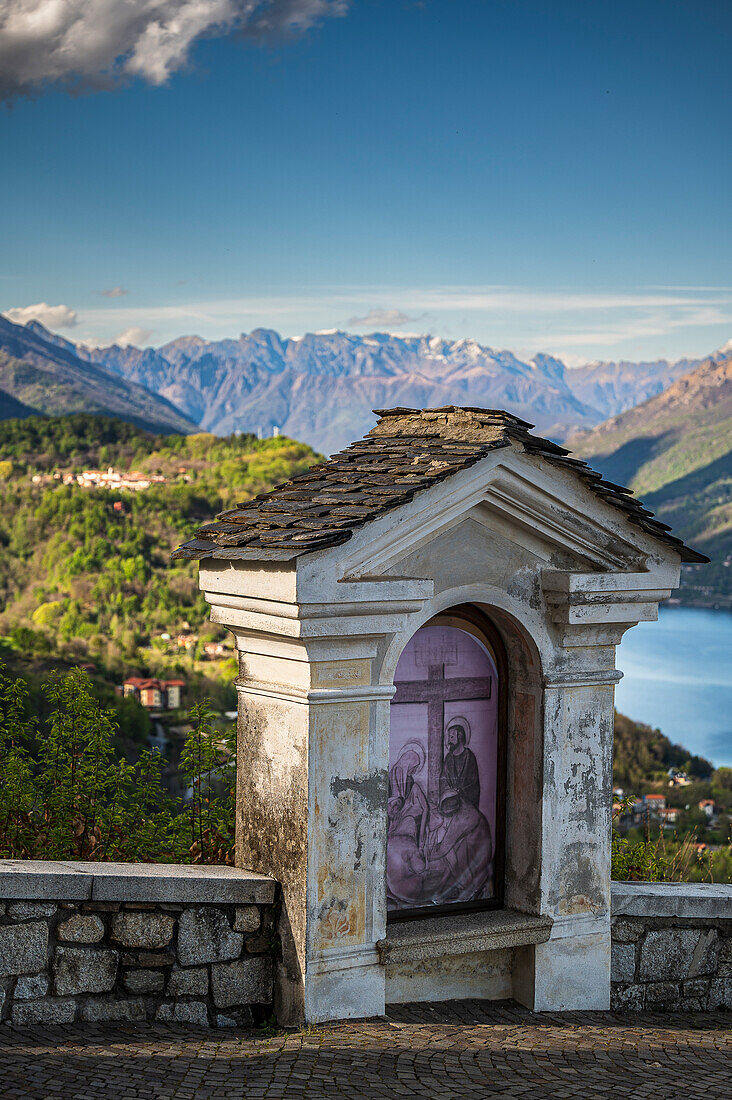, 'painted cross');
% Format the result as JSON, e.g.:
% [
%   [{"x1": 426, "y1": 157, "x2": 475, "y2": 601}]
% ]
[{"x1": 392, "y1": 663, "x2": 492, "y2": 803}]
